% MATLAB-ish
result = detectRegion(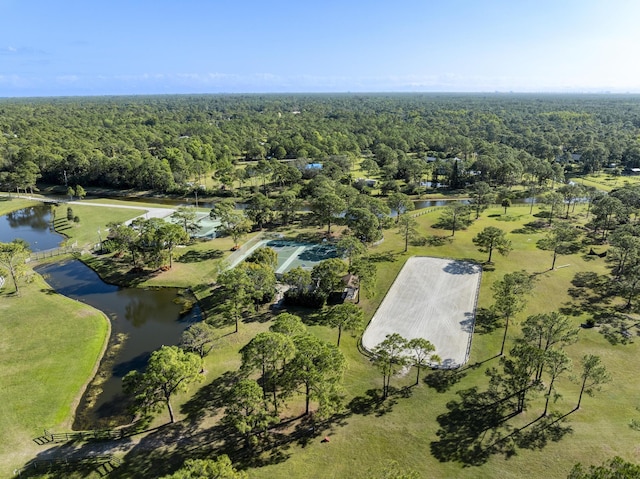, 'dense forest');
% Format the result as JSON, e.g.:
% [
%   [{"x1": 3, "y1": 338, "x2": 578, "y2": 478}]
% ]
[{"x1": 2, "y1": 93, "x2": 640, "y2": 194}]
